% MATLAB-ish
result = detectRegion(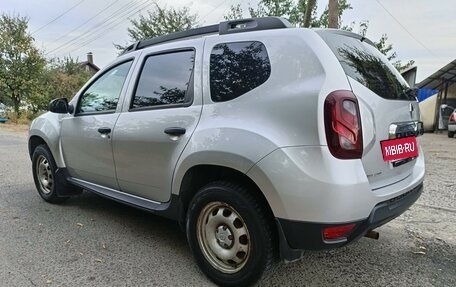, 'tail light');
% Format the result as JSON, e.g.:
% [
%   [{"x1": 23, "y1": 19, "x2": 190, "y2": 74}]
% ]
[
  {"x1": 450, "y1": 113, "x2": 455, "y2": 122},
  {"x1": 324, "y1": 90, "x2": 363, "y2": 159}
]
